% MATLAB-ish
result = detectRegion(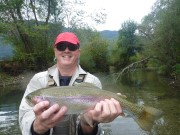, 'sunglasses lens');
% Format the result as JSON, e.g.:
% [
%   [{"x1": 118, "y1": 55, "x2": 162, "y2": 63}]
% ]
[
  {"x1": 56, "y1": 43, "x2": 79, "y2": 51},
  {"x1": 56, "y1": 44, "x2": 66, "y2": 51},
  {"x1": 68, "y1": 45, "x2": 78, "y2": 51}
]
